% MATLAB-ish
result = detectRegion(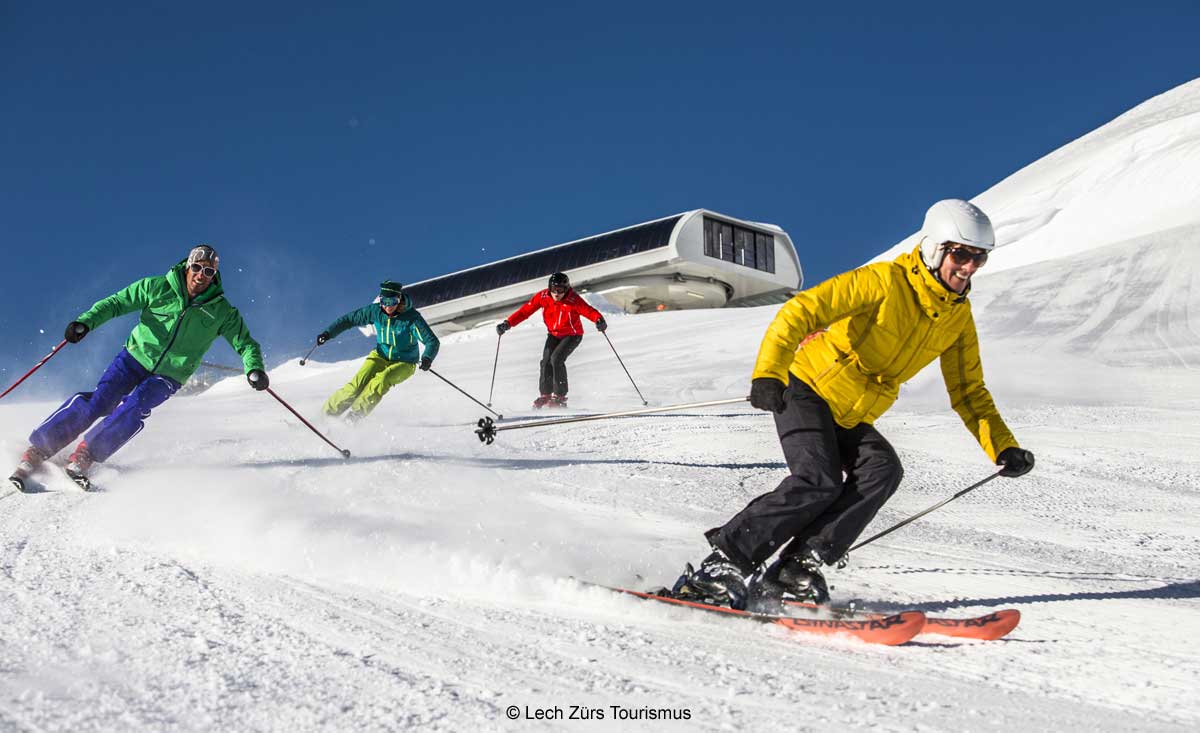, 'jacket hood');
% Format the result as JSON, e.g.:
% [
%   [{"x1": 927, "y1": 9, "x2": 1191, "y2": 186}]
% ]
[
  {"x1": 167, "y1": 259, "x2": 225, "y2": 303},
  {"x1": 384, "y1": 291, "x2": 415, "y2": 314}
]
